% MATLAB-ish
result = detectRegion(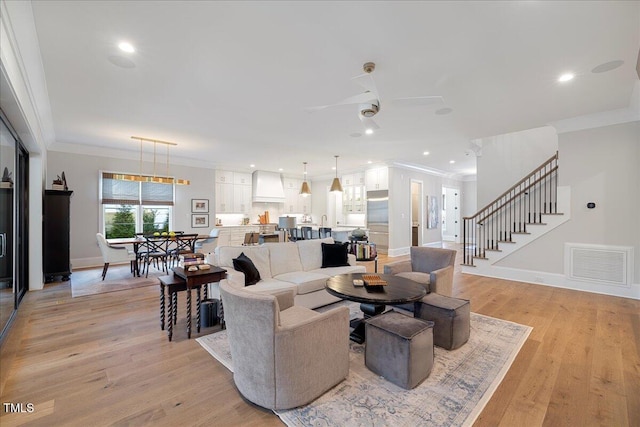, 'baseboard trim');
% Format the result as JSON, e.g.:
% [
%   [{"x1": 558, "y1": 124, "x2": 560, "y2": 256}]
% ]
[
  {"x1": 72, "y1": 256, "x2": 116, "y2": 269},
  {"x1": 388, "y1": 241, "x2": 445, "y2": 257},
  {"x1": 463, "y1": 265, "x2": 640, "y2": 300}
]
